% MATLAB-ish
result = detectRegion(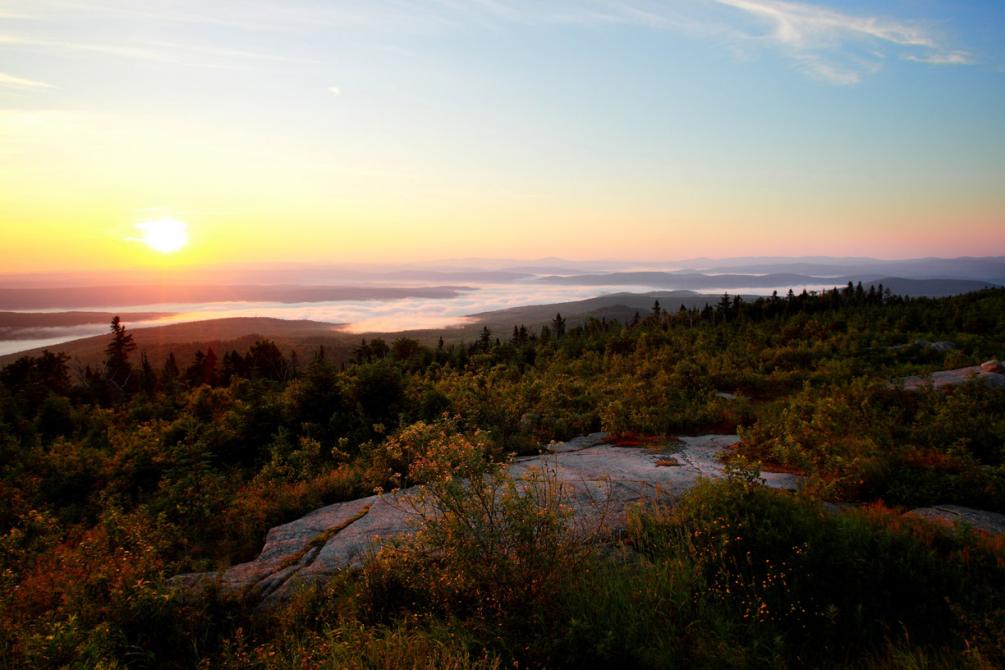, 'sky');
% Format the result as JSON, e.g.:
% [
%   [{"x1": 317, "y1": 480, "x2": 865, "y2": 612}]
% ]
[{"x1": 1, "y1": 0, "x2": 1004, "y2": 273}]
